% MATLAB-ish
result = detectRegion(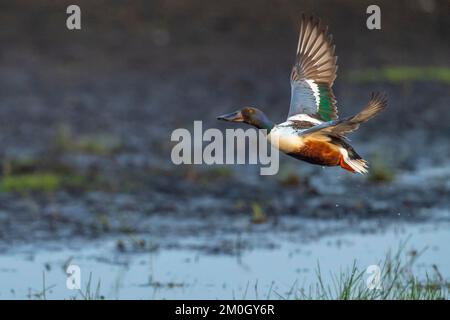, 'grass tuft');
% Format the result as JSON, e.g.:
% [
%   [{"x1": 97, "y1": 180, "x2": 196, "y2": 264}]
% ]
[
  {"x1": 250, "y1": 202, "x2": 267, "y2": 224},
  {"x1": 367, "y1": 155, "x2": 396, "y2": 183},
  {"x1": 55, "y1": 125, "x2": 123, "y2": 156},
  {"x1": 294, "y1": 242, "x2": 448, "y2": 300},
  {"x1": 0, "y1": 173, "x2": 61, "y2": 193}
]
